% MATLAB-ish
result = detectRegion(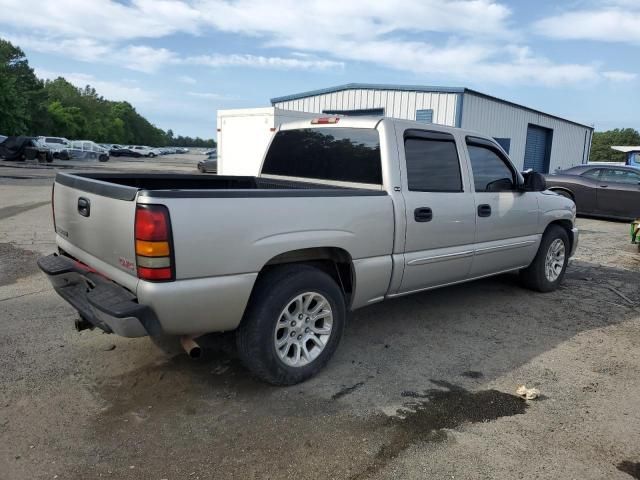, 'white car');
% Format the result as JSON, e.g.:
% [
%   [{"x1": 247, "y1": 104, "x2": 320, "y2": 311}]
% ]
[
  {"x1": 36, "y1": 136, "x2": 71, "y2": 158},
  {"x1": 68, "y1": 140, "x2": 109, "y2": 162},
  {"x1": 130, "y1": 146, "x2": 158, "y2": 157}
]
